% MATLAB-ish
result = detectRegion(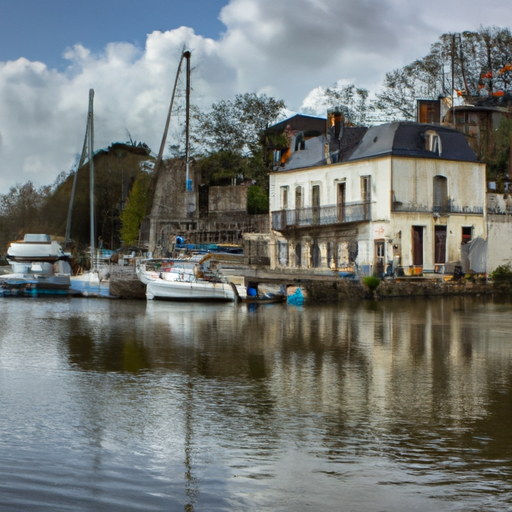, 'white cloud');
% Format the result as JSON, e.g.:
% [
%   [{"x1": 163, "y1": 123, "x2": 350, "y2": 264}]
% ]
[{"x1": 0, "y1": 0, "x2": 511, "y2": 193}]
